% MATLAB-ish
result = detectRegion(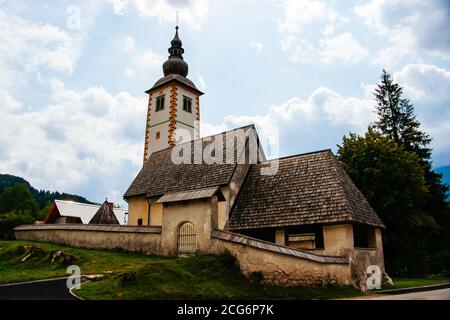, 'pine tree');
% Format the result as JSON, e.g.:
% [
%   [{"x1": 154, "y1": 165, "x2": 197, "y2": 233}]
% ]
[
  {"x1": 372, "y1": 70, "x2": 431, "y2": 159},
  {"x1": 372, "y1": 70, "x2": 403, "y2": 143},
  {"x1": 398, "y1": 98, "x2": 432, "y2": 160}
]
